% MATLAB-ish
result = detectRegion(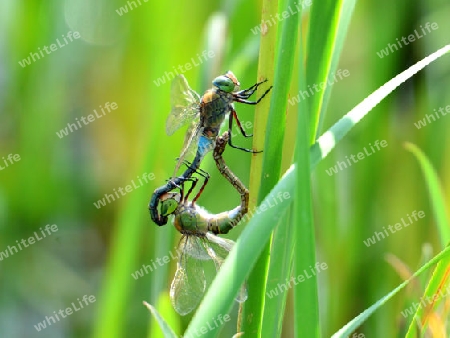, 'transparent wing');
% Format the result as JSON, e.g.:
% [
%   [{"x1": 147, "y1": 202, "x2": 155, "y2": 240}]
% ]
[
  {"x1": 166, "y1": 75, "x2": 201, "y2": 136},
  {"x1": 170, "y1": 236, "x2": 207, "y2": 316},
  {"x1": 184, "y1": 234, "x2": 211, "y2": 260},
  {"x1": 205, "y1": 232, "x2": 235, "y2": 253},
  {"x1": 204, "y1": 233, "x2": 248, "y2": 303},
  {"x1": 172, "y1": 120, "x2": 202, "y2": 177},
  {"x1": 203, "y1": 233, "x2": 233, "y2": 271}
]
